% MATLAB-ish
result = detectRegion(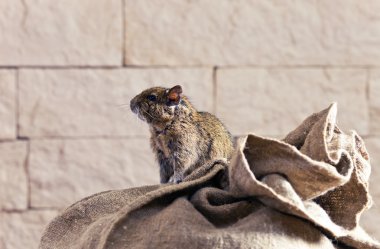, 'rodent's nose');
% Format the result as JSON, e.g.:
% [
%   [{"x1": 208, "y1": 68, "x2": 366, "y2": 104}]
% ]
[{"x1": 130, "y1": 97, "x2": 137, "y2": 113}]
